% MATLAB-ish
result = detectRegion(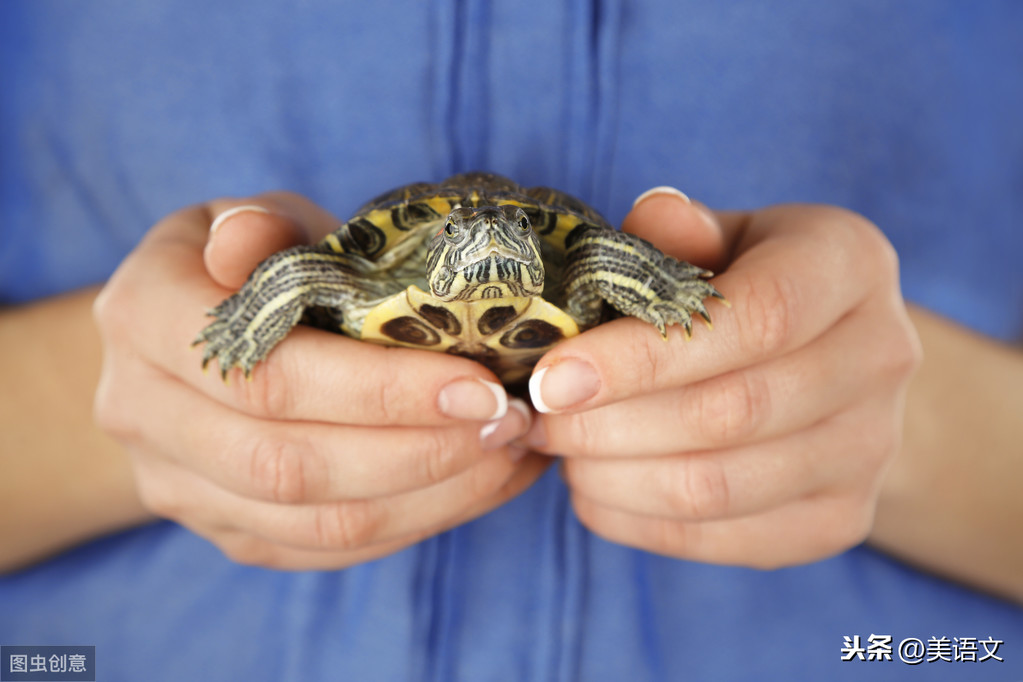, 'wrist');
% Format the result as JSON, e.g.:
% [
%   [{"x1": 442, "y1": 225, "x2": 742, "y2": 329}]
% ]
[{"x1": 0, "y1": 288, "x2": 153, "y2": 572}]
